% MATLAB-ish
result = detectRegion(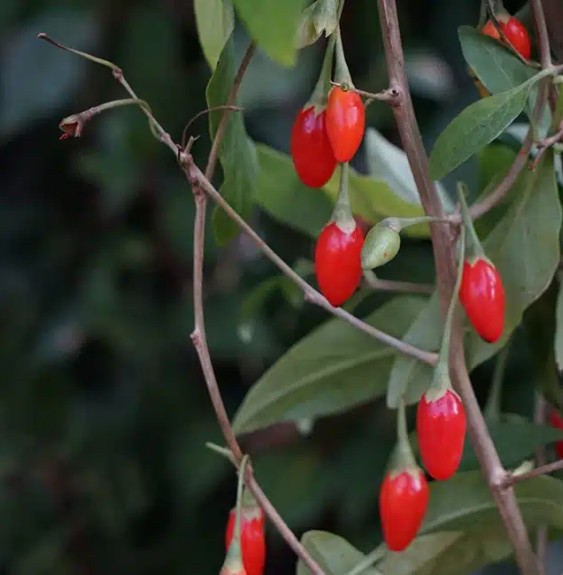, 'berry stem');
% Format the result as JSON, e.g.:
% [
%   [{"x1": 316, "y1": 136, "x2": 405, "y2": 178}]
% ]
[
  {"x1": 308, "y1": 33, "x2": 337, "y2": 109},
  {"x1": 332, "y1": 162, "x2": 355, "y2": 230},
  {"x1": 431, "y1": 217, "x2": 466, "y2": 392},
  {"x1": 458, "y1": 183, "x2": 485, "y2": 261},
  {"x1": 334, "y1": 27, "x2": 353, "y2": 86},
  {"x1": 234, "y1": 455, "x2": 250, "y2": 543},
  {"x1": 383, "y1": 215, "x2": 457, "y2": 232},
  {"x1": 484, "y1": 341, "x2": 511, "y2": 423},
  {"x1": 389, "y1": 397, "x2": 418, "y2": 473}
]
